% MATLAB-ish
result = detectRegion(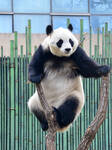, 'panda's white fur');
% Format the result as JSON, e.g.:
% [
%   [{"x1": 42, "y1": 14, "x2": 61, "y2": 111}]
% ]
[{"x1": 28, "y1": 26, "x2": 84, "y2": 132}]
